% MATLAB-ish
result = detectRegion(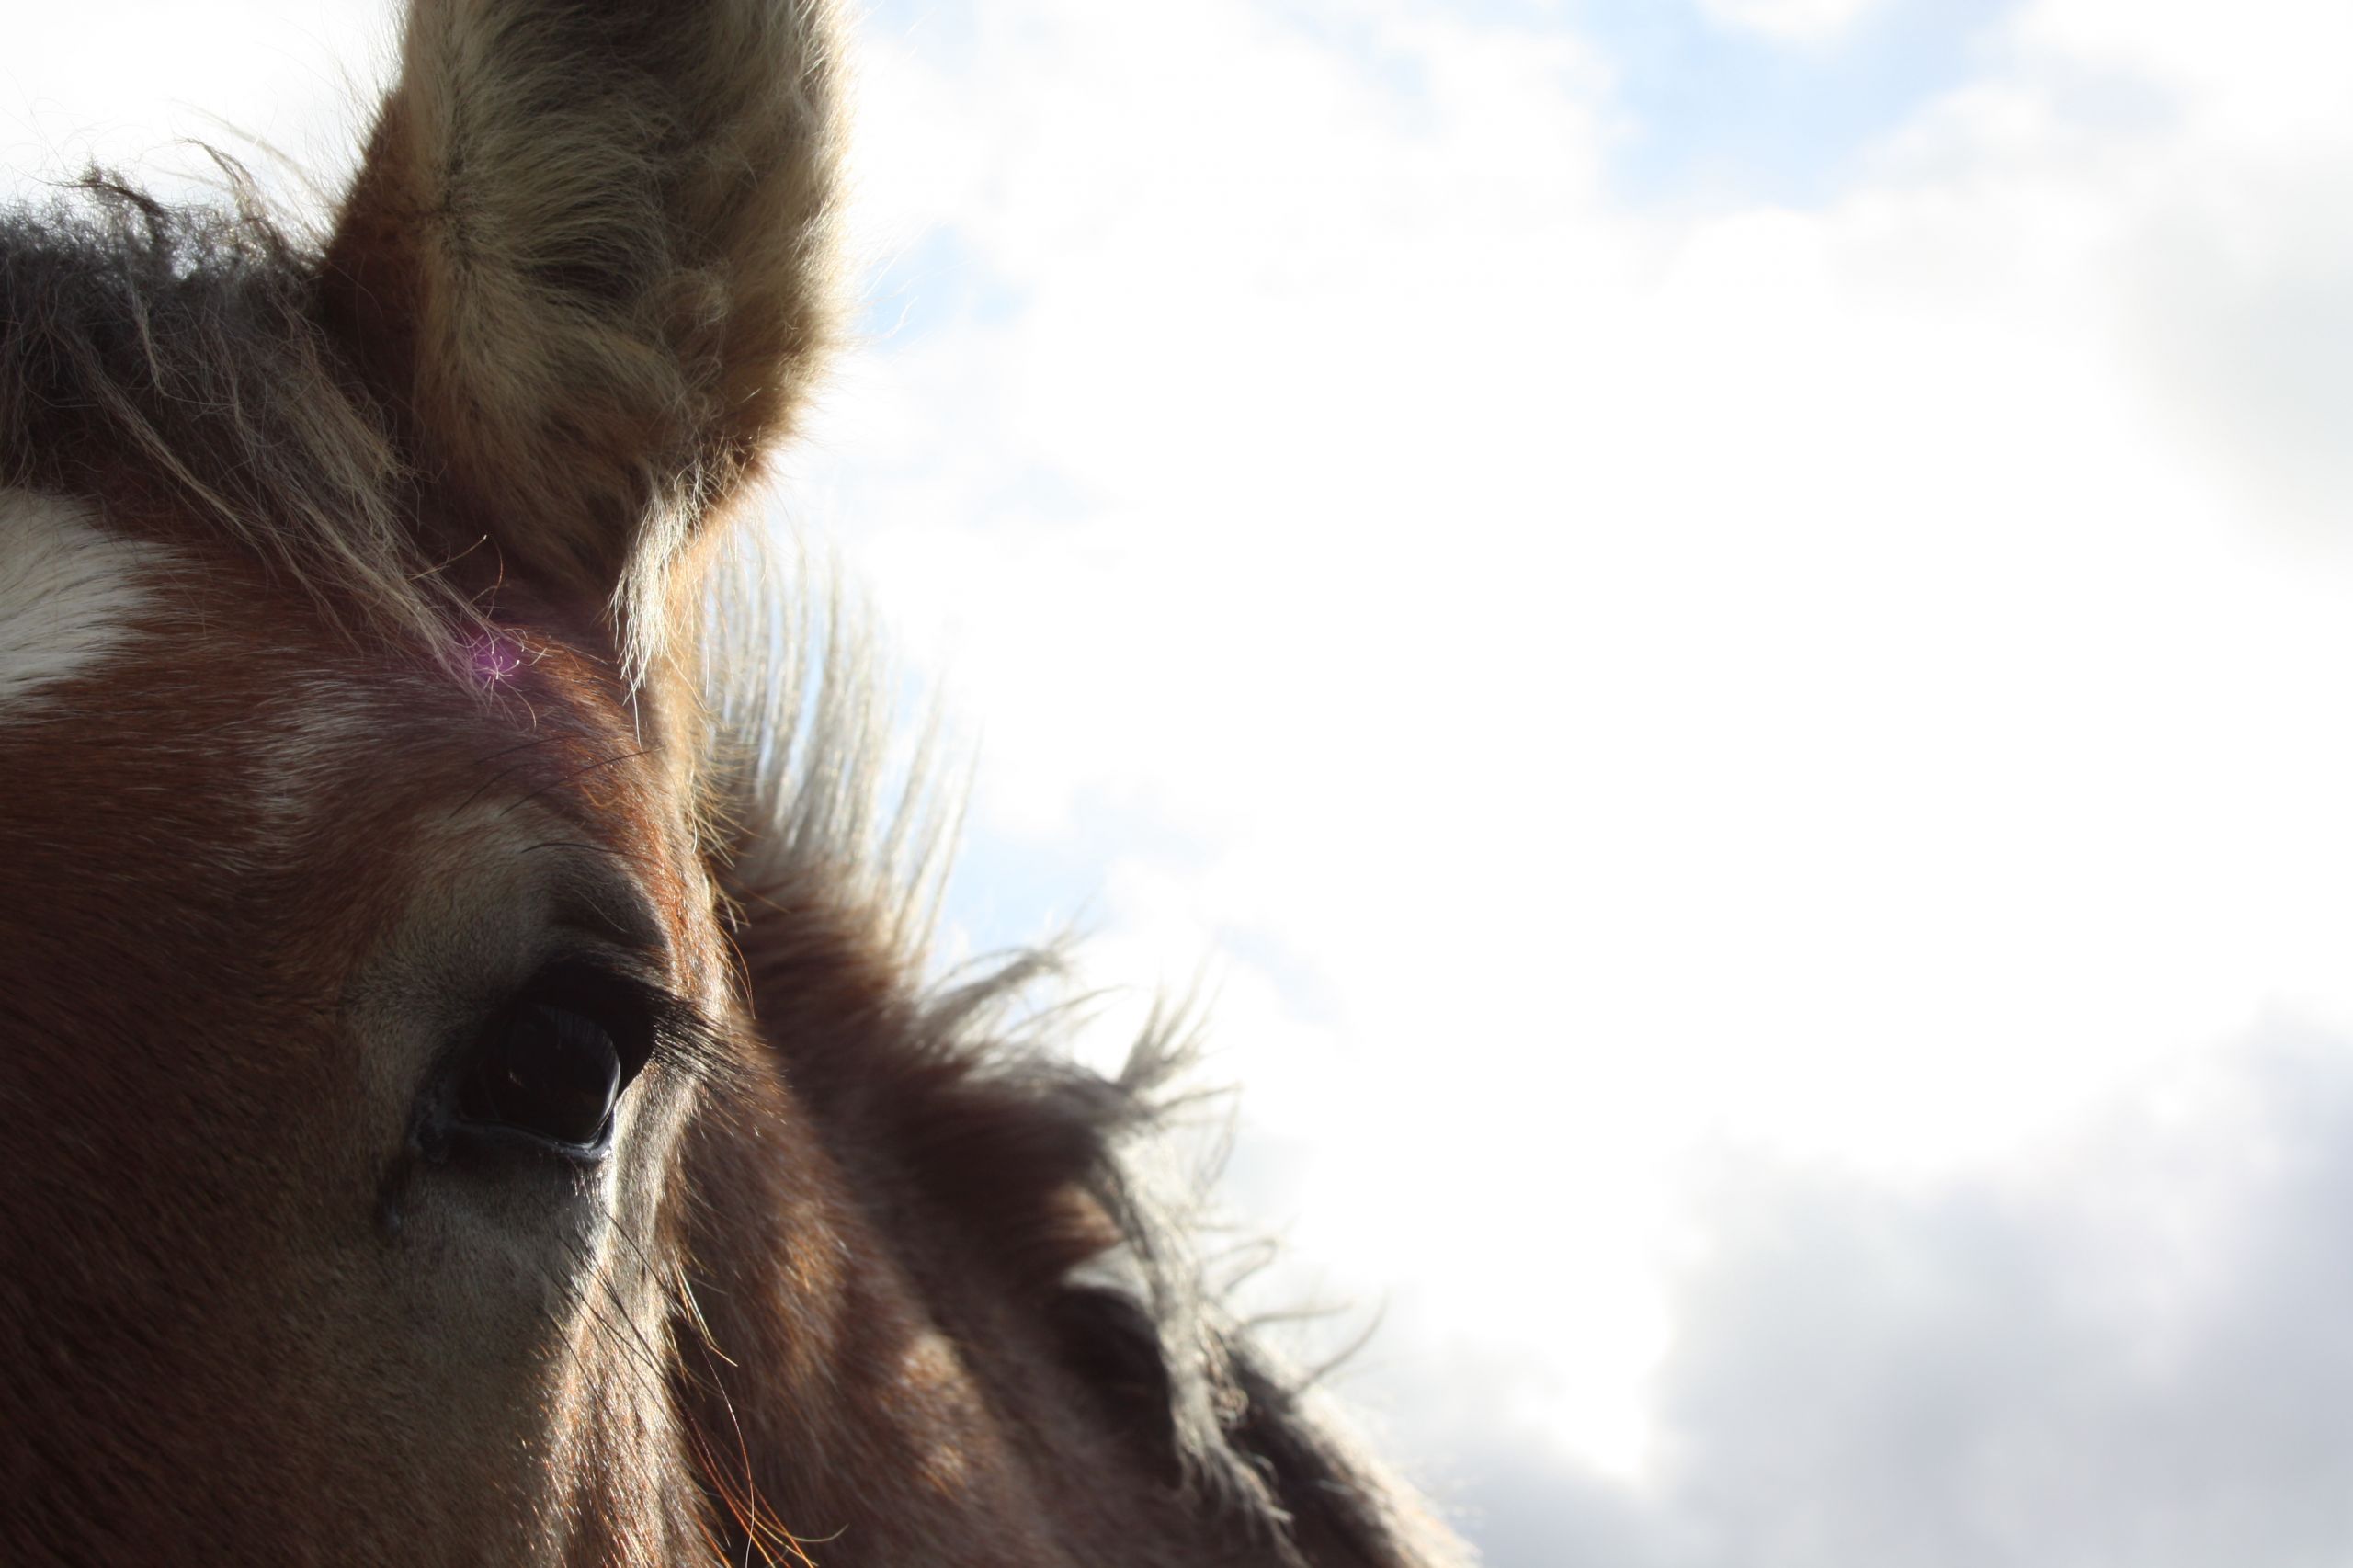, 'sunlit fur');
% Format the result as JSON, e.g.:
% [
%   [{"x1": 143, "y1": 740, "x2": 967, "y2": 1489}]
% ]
[
  {"x1": 0, "y1": 491, "x2": 172, "y2": 715},
  {"x1": 0, "y1": 2, "x2": 1471, "y2": 1563}
]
